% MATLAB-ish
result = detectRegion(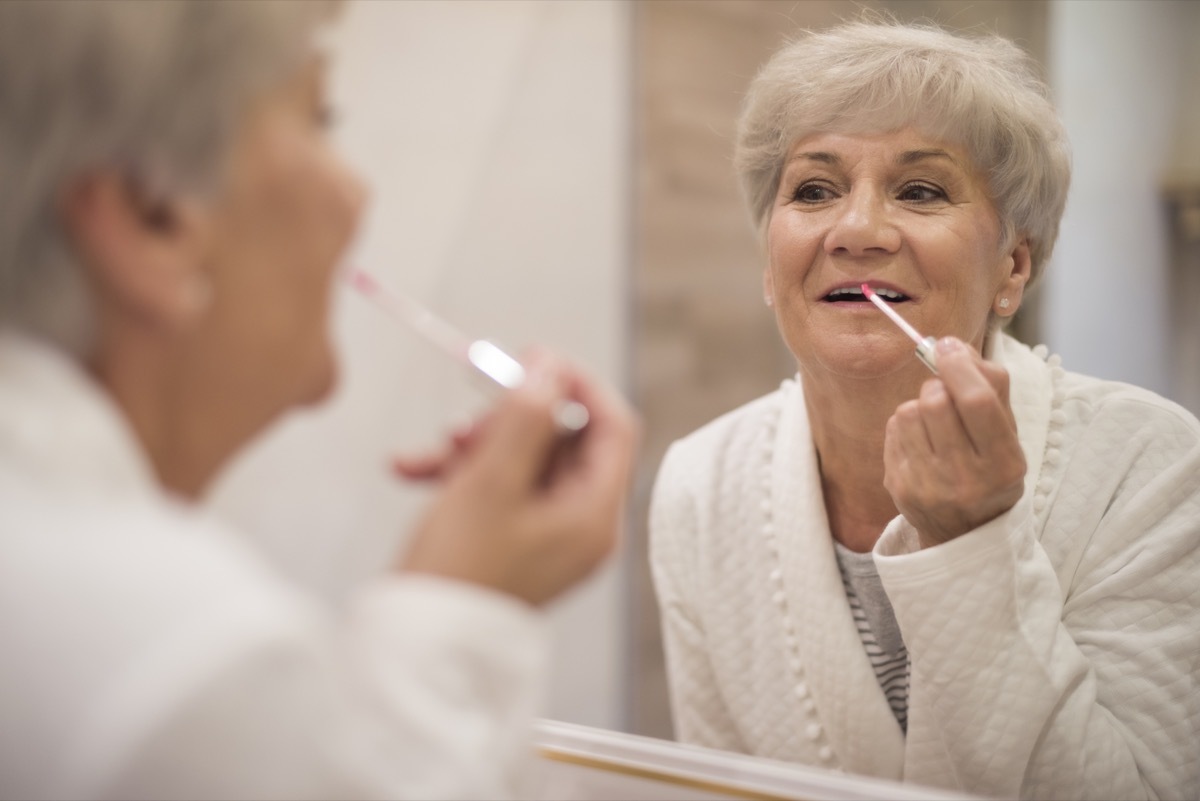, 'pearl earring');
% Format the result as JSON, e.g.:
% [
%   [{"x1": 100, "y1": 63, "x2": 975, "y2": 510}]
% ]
[{"x1": 998, "y1": 297, "x2": 1010, "y2": 310}]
